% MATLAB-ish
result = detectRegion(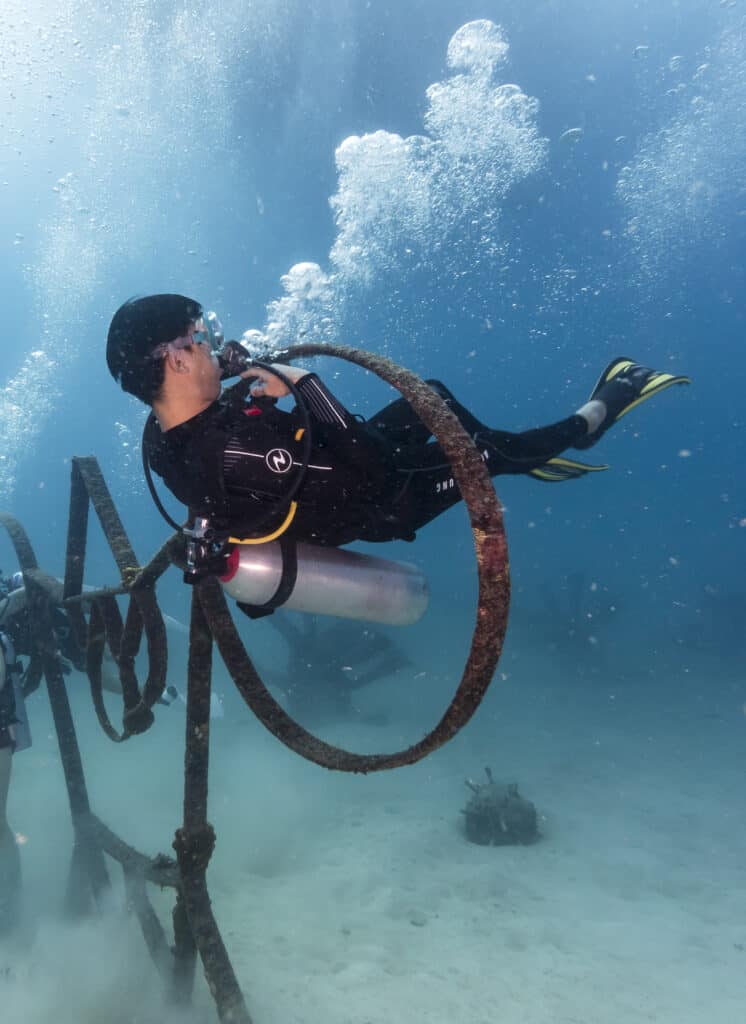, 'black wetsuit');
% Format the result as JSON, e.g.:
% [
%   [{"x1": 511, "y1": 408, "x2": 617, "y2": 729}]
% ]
[{"x1": 144, "y1": 374, "x2": 588, "y2": 546}]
